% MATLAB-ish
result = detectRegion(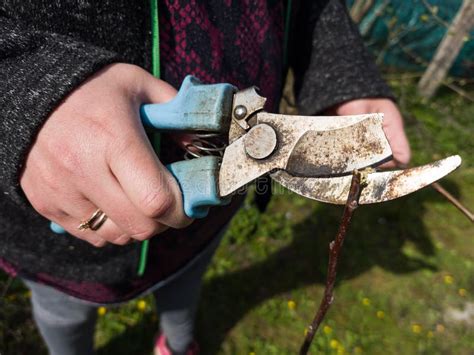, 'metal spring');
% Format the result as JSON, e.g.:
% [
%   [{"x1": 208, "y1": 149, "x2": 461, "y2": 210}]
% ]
[{"x1": 183, "y1": 133, "x2": 226, "y2": 160}]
